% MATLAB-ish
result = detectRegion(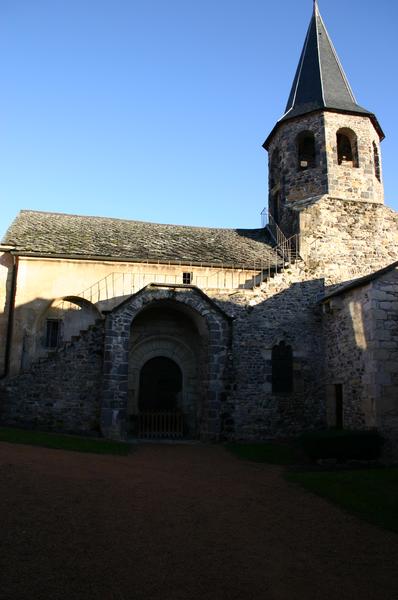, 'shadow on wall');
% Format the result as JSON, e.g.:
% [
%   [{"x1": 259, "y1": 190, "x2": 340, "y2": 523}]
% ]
[
  {"x1": 4, "y1": 296, "x2": 101, "y2": 374},
  {"x1": 0, "y1": 253, "x2": 16, "y2": 377},
  {"x1": 0, "y1": 298, "x2": 105, "y2": 435},
  {"x1": 215, "y1": 277, "x2": 326, "y2": 438}
]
